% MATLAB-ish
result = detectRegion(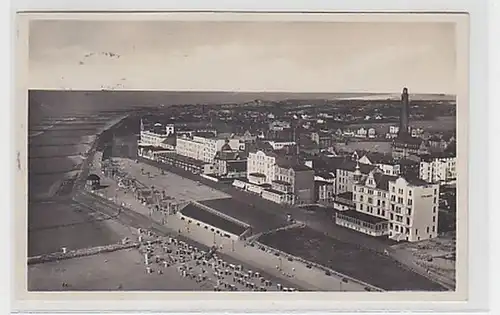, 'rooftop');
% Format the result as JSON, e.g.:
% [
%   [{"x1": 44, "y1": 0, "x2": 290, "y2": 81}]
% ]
[
  {"x1": 180, "y1": 203, "x2": 248, "y2": 236},
  {"x1": 337, "y1": 210, "x2": 388, "y2": 225},
  {"x1": 248, "y1": 172, "x2": 266, "y2": 178},
  {"x1": 336, "y1": 191, "x2": 353, "y2": 200},
  {"x1": 371, "y1": 172, "x2": 399, "y2": 191},
  {"x1": 199, "y1": 198, "x2": 289, "y2": 233},
  {"x1": 156, "y1": 152, "x2": 206, "y2": 167}
]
